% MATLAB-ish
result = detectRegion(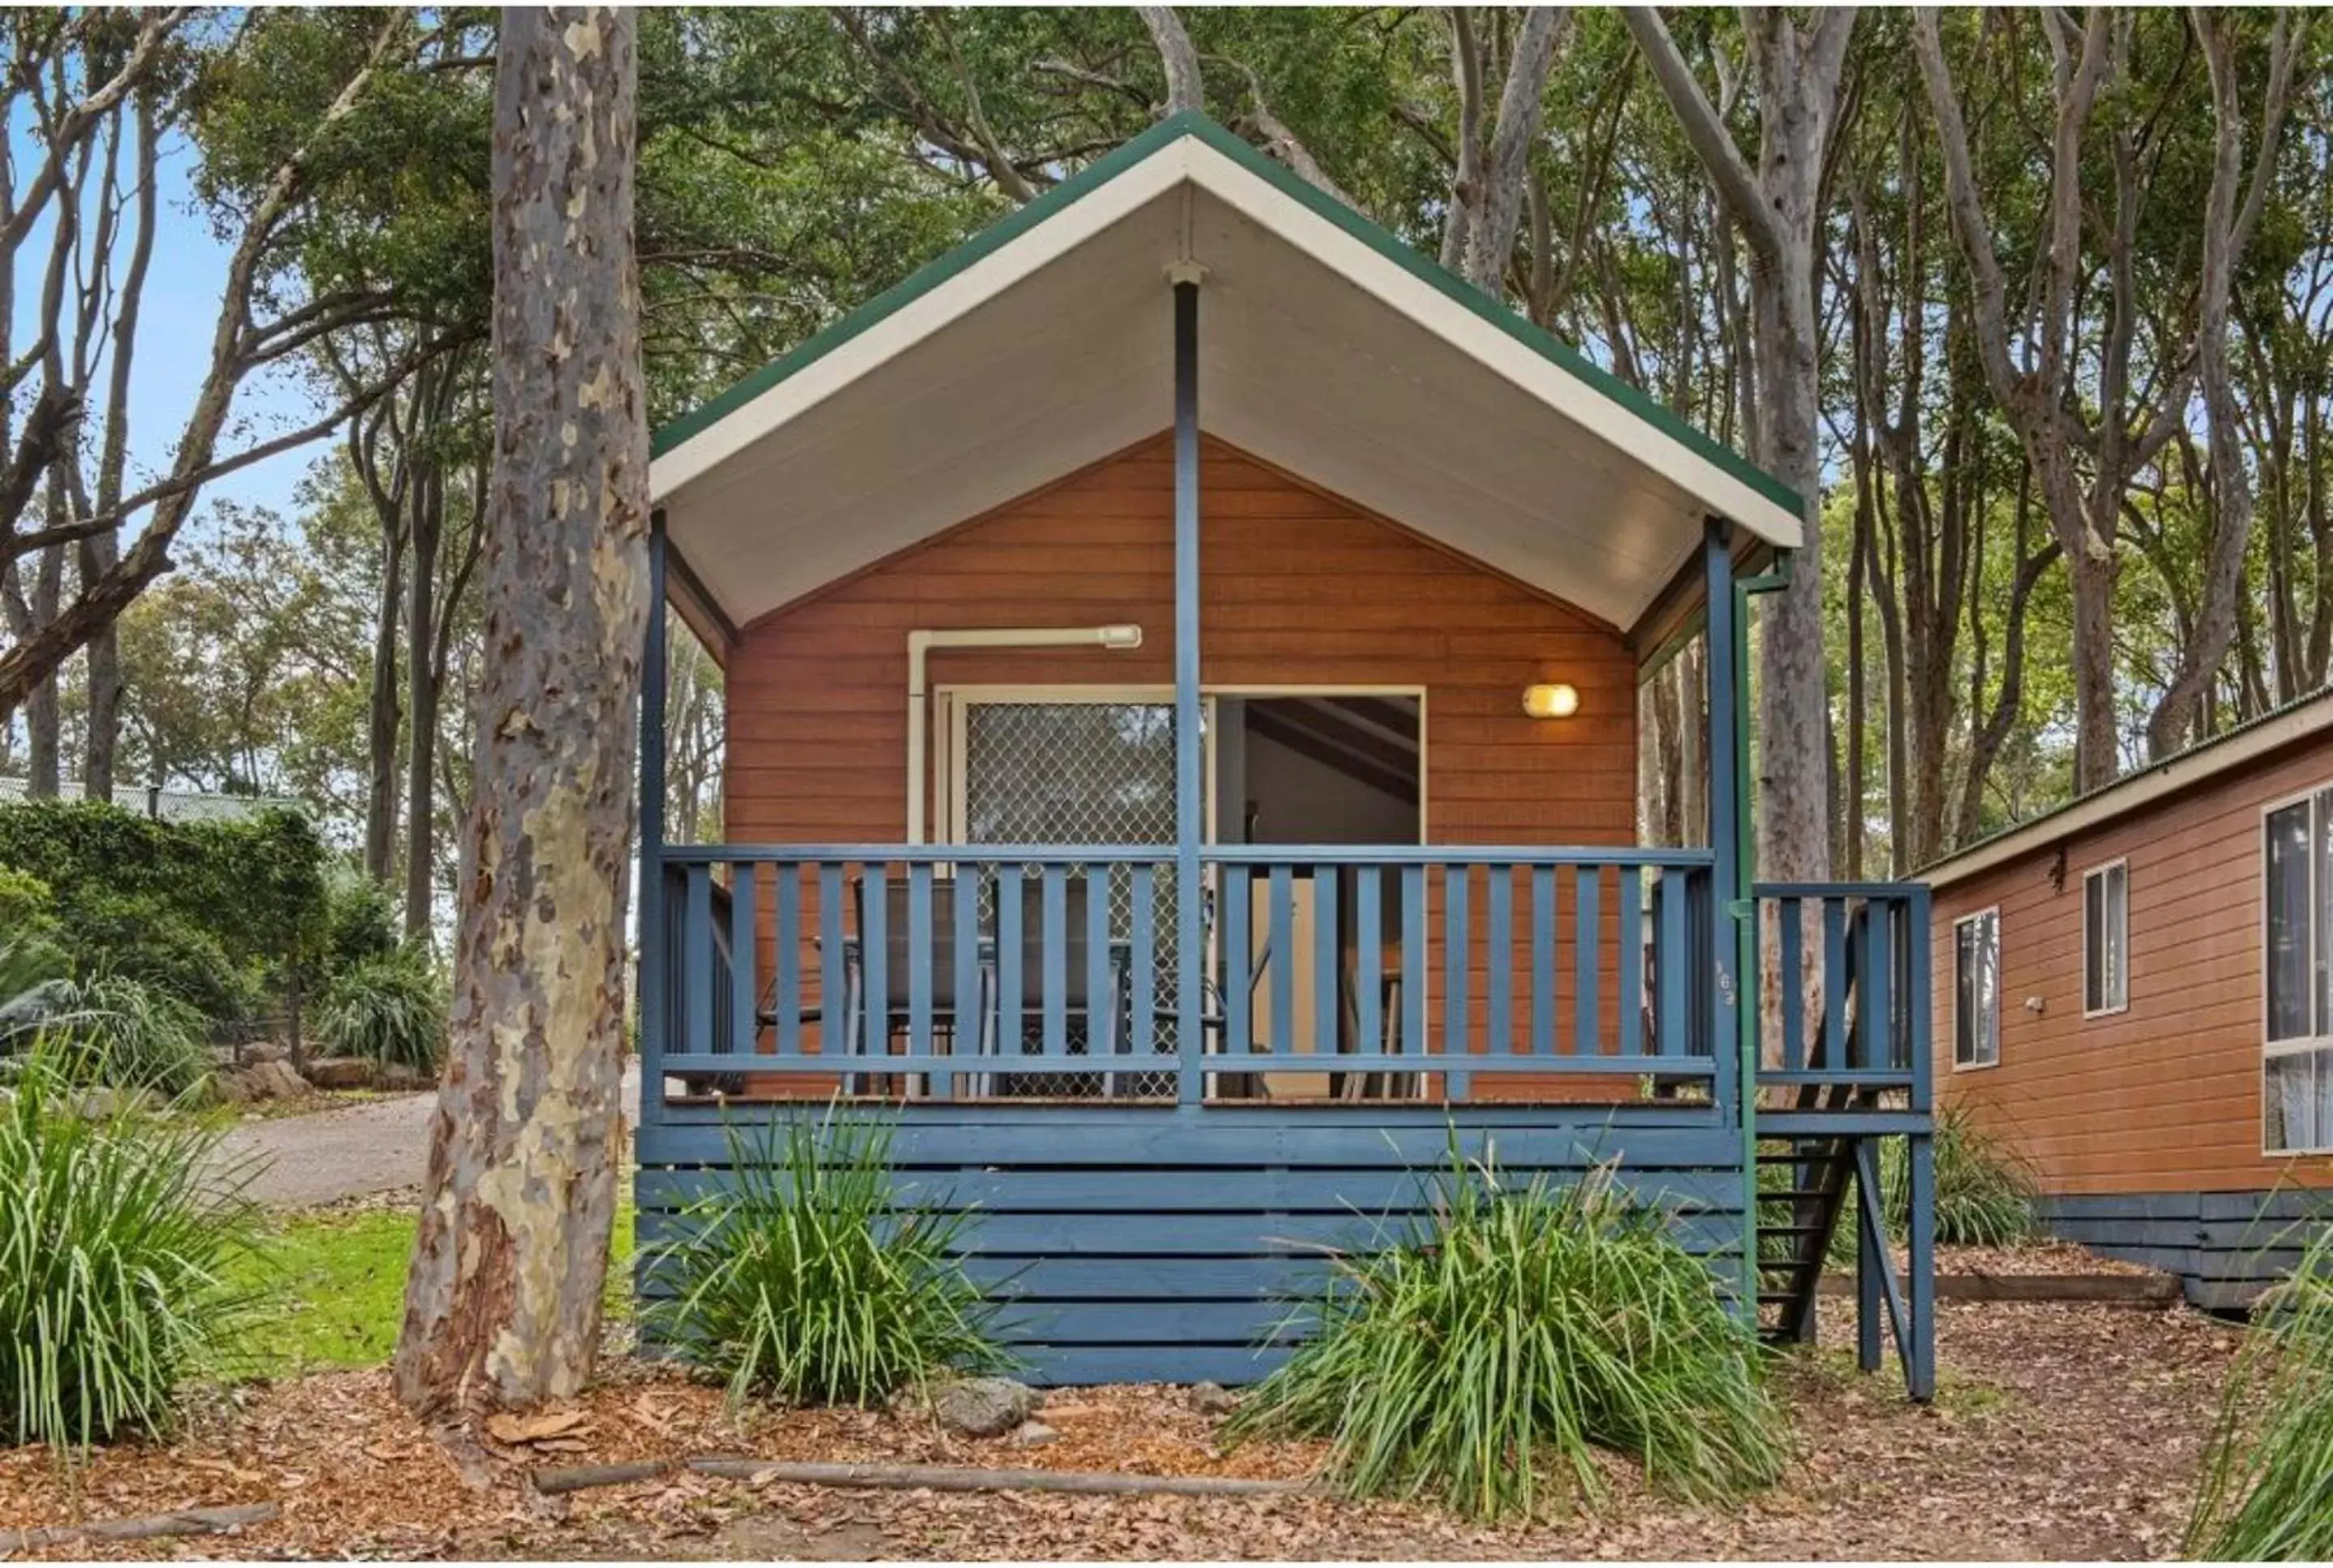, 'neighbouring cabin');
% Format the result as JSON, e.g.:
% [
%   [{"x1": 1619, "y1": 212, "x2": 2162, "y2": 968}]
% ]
[
  {"x1": 639, "y1": 112, "x2": 1936, "y2": 1390},
  {"x1": 1923, "y1": 691, "x2": 2333, "y2": 1308}
]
